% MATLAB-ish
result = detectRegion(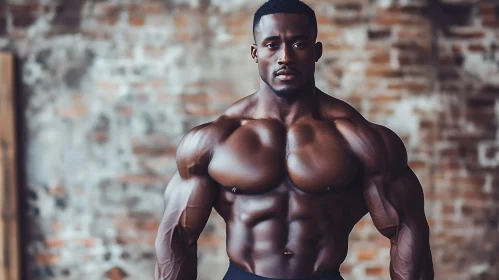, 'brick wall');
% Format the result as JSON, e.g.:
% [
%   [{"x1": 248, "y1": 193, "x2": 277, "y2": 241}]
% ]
[{"x1": 0, "y1": 0, "x2": 497, "y2": 279}]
